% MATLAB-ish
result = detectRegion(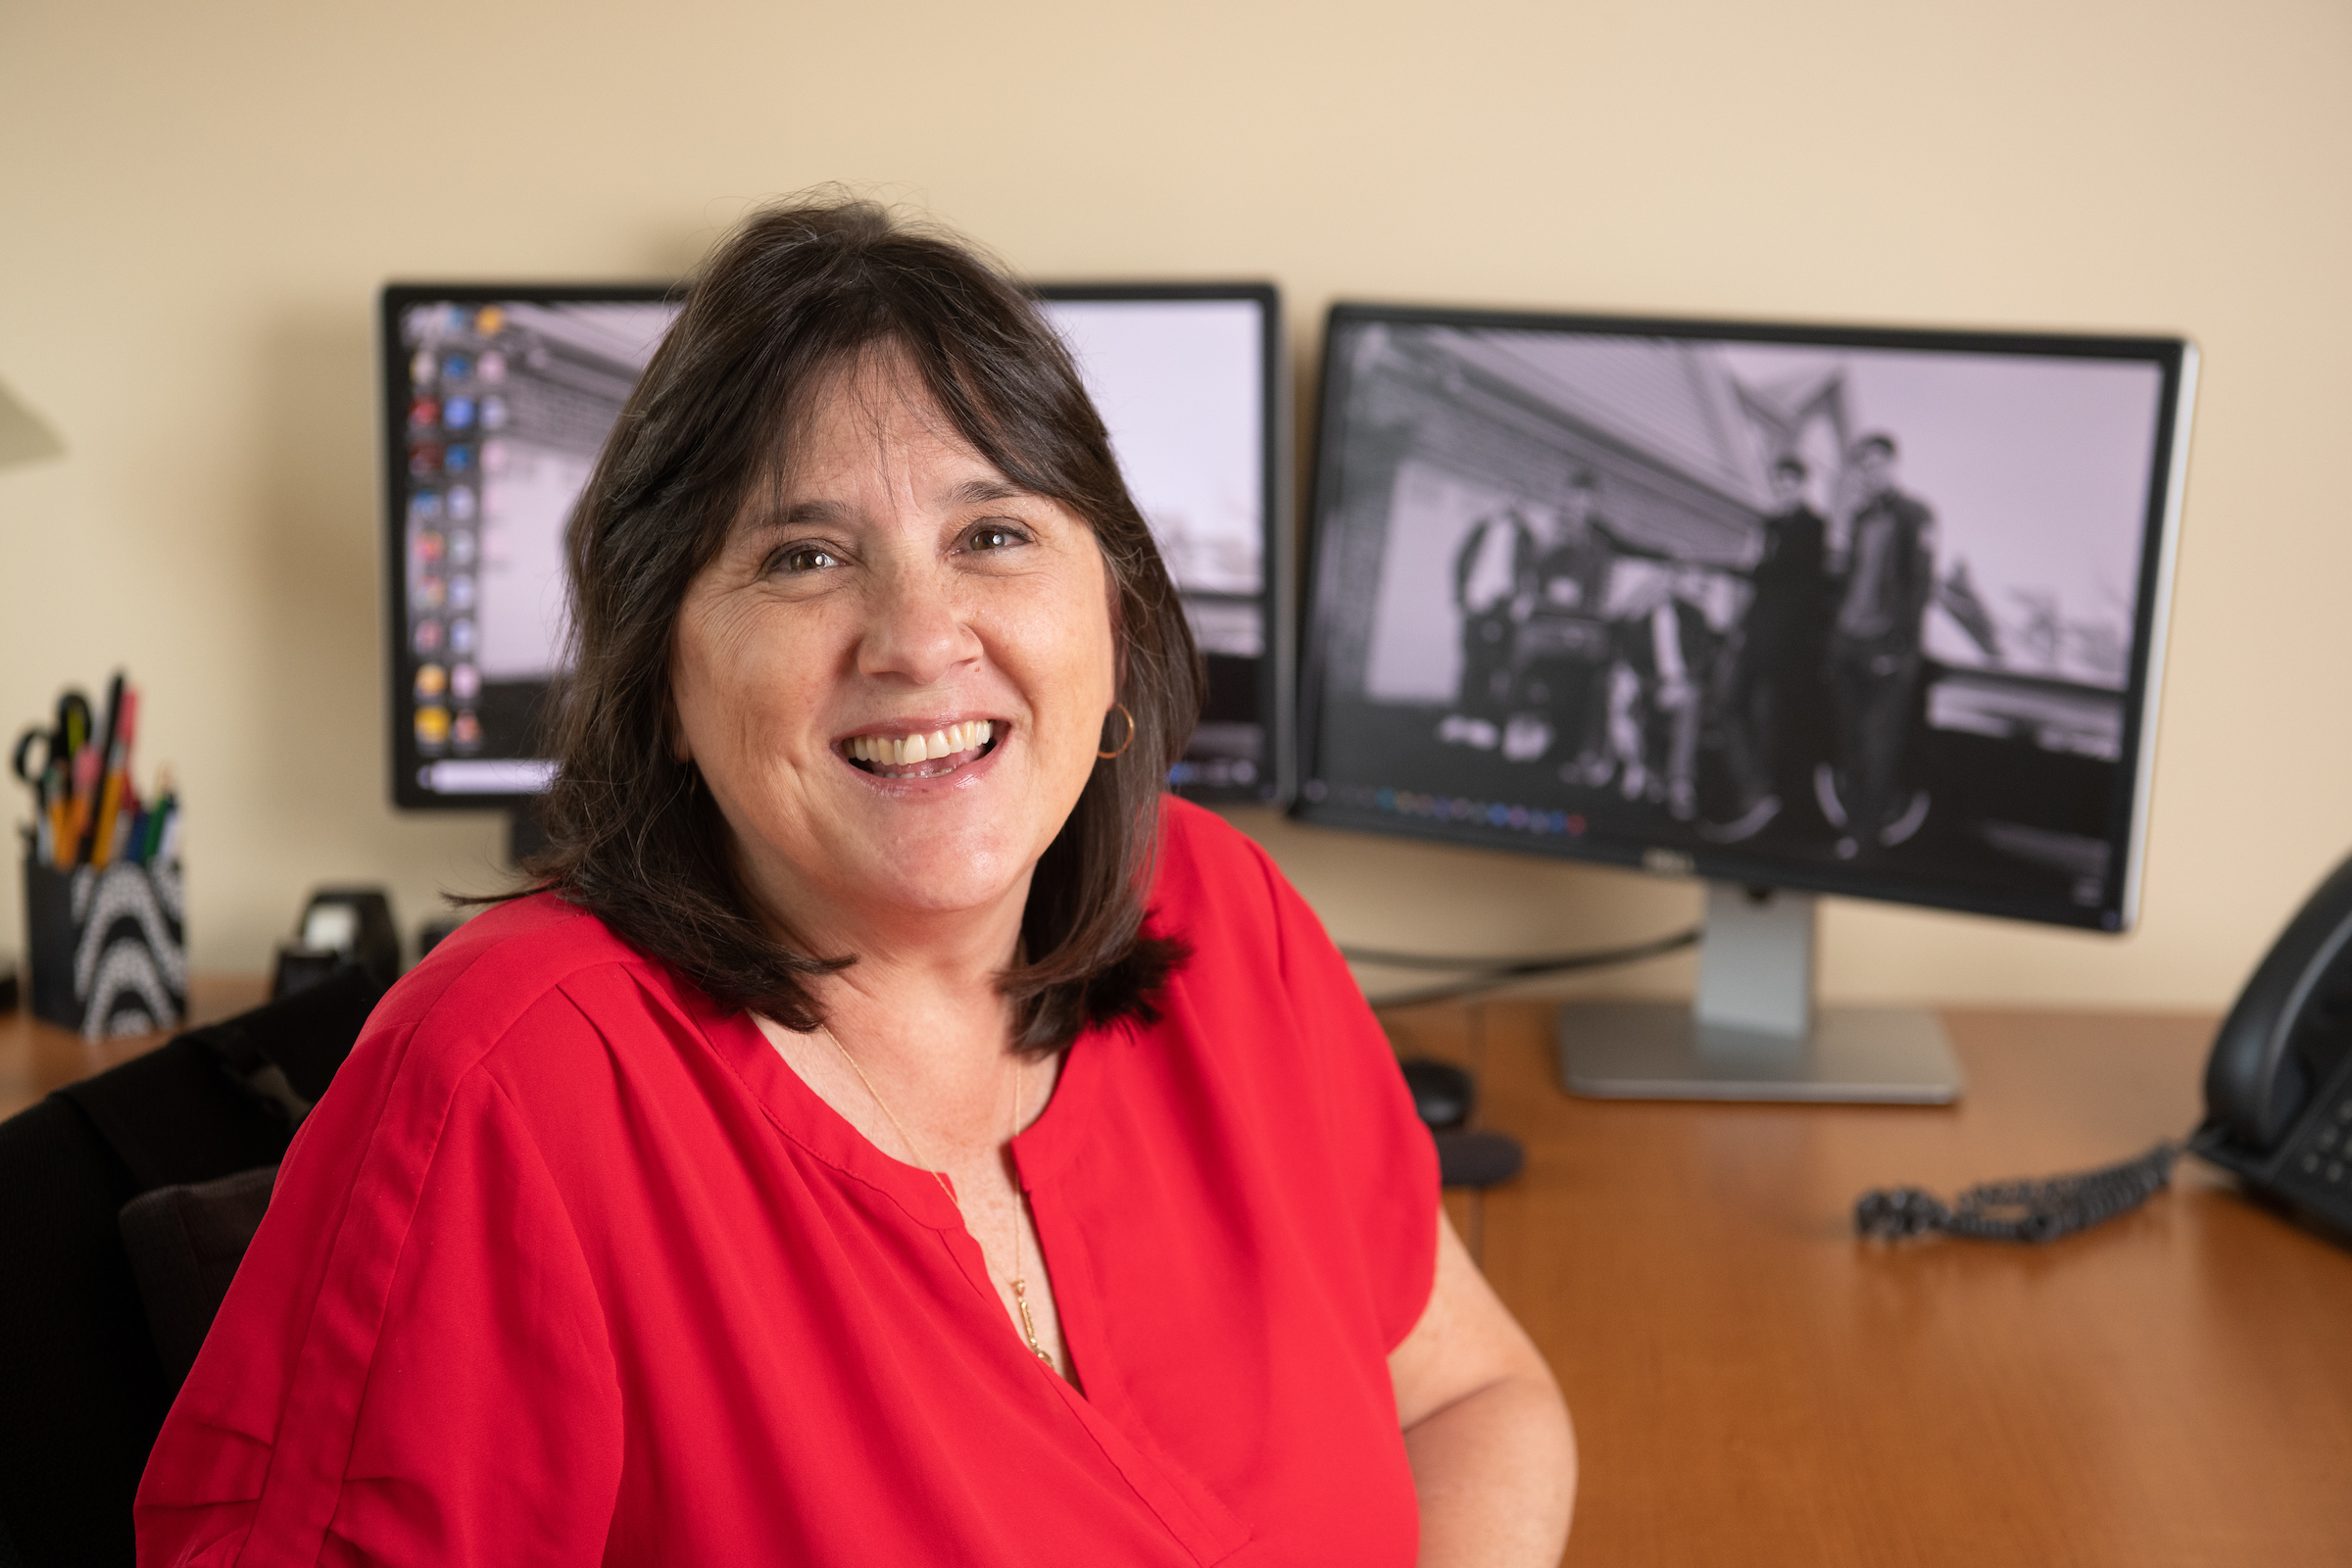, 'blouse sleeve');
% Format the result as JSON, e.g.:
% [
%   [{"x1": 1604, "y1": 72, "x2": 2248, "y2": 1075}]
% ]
[
  {"x1": 136, "y1": 1043, "x2": 622, "y2": 1566},
  {"x1": 1247, "y1": 834, "x2": 1443, "y2": 1353}
]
